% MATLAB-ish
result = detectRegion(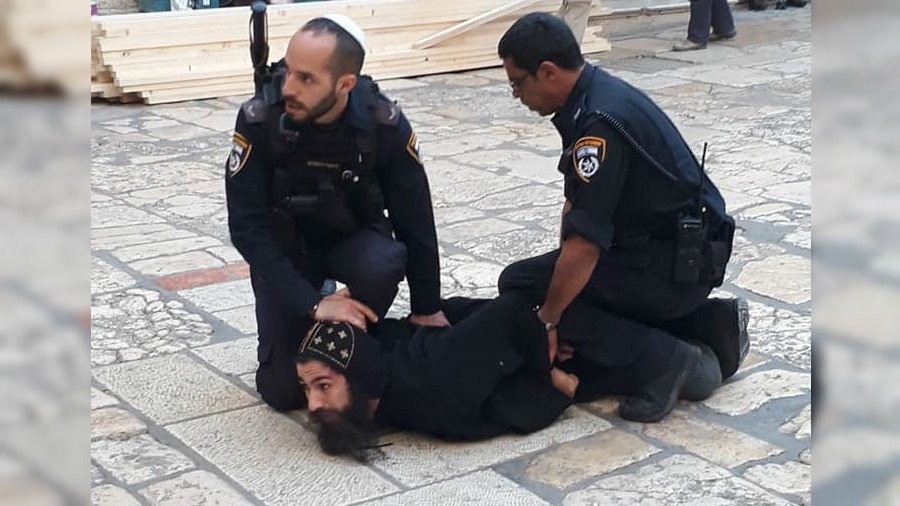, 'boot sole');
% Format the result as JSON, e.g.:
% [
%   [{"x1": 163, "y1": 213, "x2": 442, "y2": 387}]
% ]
[{"x1": 735, "y1": 298, "x2": 750, "y2": 370}]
